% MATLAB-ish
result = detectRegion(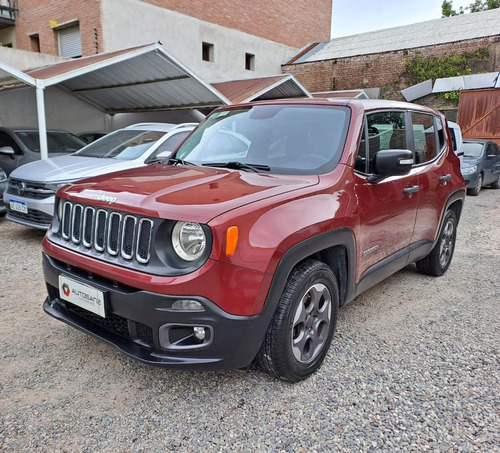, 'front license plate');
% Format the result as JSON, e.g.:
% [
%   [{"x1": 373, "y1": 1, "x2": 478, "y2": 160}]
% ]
[
  {"x1": 59, "y1": 275, "x2": 106, "y2": 318},
  {"x1": 9, "y1": 199, "x2": 28, "y2": 214}
]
